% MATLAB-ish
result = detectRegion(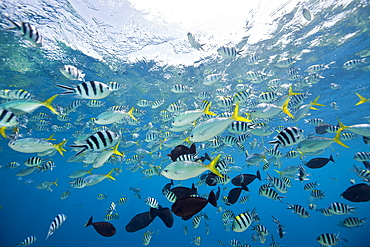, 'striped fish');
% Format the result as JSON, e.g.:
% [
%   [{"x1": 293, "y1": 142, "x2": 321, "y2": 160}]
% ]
[
  {"x1": 117, "y1": 197, "x2": 128, "y2": 205},
  {"x1": 0, "y1": 109, "x2": 19, "y2": 127},
  {"x1": 232, "y1": 208, "x2": 256, "y2": 232},
  {"x1": 16, "y1": 236, "x2": 37, "y2": 246},
  {"x1": 228, "y1": 121, "x2": 250, "y2": 133},
  {"x1": 316, "y1": 233, "x2": 340, "y2": 246},
  {"x1": 24, "y1": 157, "x2": 44, "y2": 167},
  {"x1": 217, "y1": 46, "x2": 239, "y2": 58},
  {"x1": 70, "y1": 130, "x2": 120, "y2": 156},
  {"x1": 59, "y1": 65, "x2": 85, "y2": 81},
  {"x1": 137, "y1": 99, "x2": 152, "y2": 107},
  {"x1": 164, "y1": 189, "x2": 177, "y2": 203},
  {"x1": 56, "y1": 81, "x2": 112, "y2": 99},
  {"x1": 107, "y1": 81, "x2": 121, "y2": 91},
  {"x1": 46, "y1": 214, "x2": 67, "y2": 240},
  {"x1": 342, "y1": 217, "x2": 366, "y2": 228},
  {"x1": 266, "y1": 173, "x2": 288, "y2": 193},
  {"x1": 144, "y1": 197, "x2": 158, "y2": 208},
  {"x1": 327, "y1": 202, "x2": 356, "y2": 215},
  {"x1": 310, "y1": 189, "x2": 325, "y2": 199},
  {"x1": 233, "y1": 90, "x2": 251, "y2": 103},
  {"x1": 353, "y1": 151, "x2": 370, "y2": 161},
  {"x1": 142, "y1": 229, "x2": 154, "y2": 246},
  {"x1": 192, "y1": 214, "x2": 203, "y2": 228},
  {"x1": 150, "y1": 99, "x2": 164, "y2": 109},
  {"x1": 171, "y1": 84, "x2": 191, "y2": 93},
  {"x1": 286, "y1": 204, "x2": 310, "y2": 218},
  {"x1": 5, "y1": 17, "x2": 42, "y2": 47},
  {"x1": 268, "y1": 127, "x2": 304, "y2": 149},
  {"x1": 304, "y1": 181, "x2": 319, "y2": 191}
]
